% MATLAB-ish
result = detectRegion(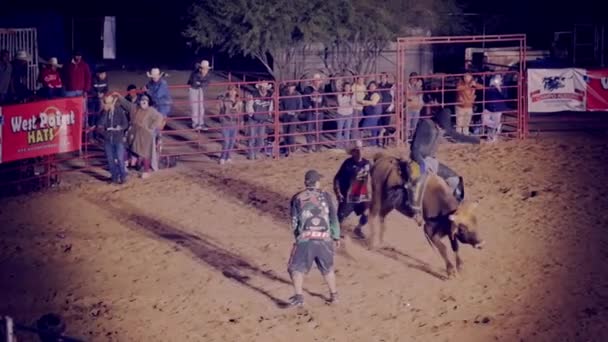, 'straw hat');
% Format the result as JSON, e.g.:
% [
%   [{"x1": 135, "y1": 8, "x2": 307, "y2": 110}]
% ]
[
  {"x1": 199, "y1": 60, "x2": 212, "y2": 69},
  {"x1": 46, "y1": 57, "x2": 62, "y2": 68},
  {"x1": 255, "y1": 82, "x2": 272, "y2": 90},
  {"x1": 15, "y1": 50, "x2": 29, "y2": 61},
  {"x1": 146, "y1": 67, "x2": 164, "y2": 79}
]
